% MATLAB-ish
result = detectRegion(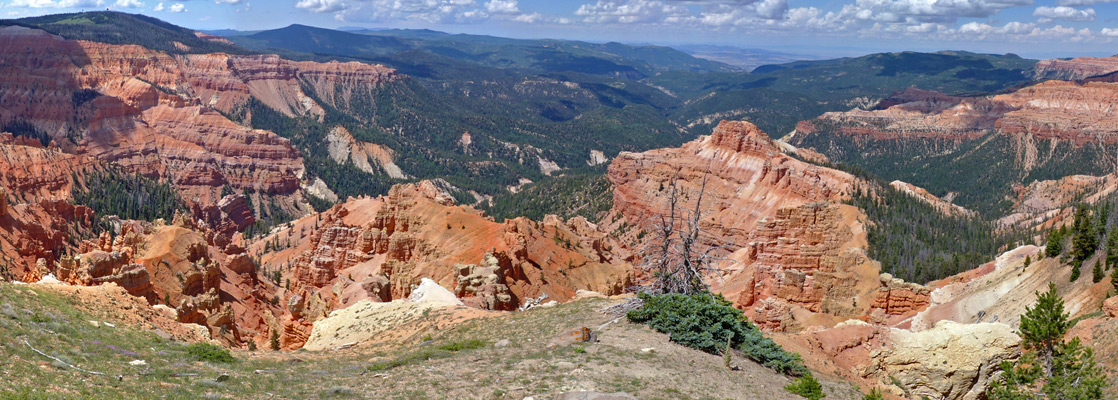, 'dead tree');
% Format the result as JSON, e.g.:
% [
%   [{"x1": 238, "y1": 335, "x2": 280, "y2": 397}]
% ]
[{"x1": 638, "y1": 167, "x2": 724, "y2": 295}]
